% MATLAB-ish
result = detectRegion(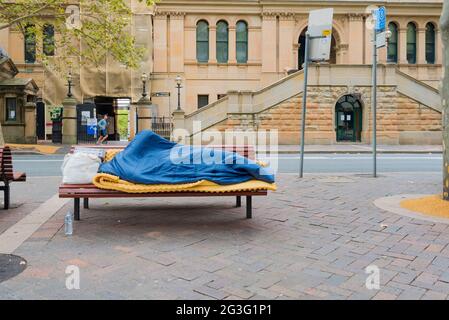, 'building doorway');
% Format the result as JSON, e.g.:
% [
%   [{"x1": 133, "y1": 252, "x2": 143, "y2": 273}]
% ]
[
  {"x1": 335, "y1": 95, "x2": 363, "y2": 142},
  {"x1": 36, "y1": 100, "x2": 46, "y2": 140},
  {"x1": 93, "y1": 96, "x2": 131, "y2": 141},
  {"x1": 298, "y1": 28, "x2": 337, "y2": 70}
]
